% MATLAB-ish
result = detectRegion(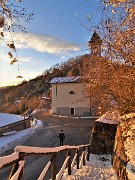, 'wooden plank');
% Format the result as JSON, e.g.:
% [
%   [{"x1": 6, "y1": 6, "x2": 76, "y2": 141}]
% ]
[
  {"x1": 14, "y1": 144, "x2": 90, "y2": 156},
  {"x1": 9, "y1": 160, "x2": 25, "y2": 180},
  {"x1": 38, "y1": 161, "x2": 51, "y2": 180},
  {"x1": 87, "y1": 145, "x2": 90, "y2": 161},
  {"x1": 67, "y1": 150, "x2": 71, "y2": 175},
  {"x1": 76, "y1": 149, "x2": 79, "y2": 169},
  {"x1": 8, "y1": 152, "x2": 25, "y2": 179},
  {"x1": 0, "y1": 152, "x2": 19, "y2": 169},
  {"x1": 51, "y1": 154, "x2": 57, "y2": 180},
  {"x1": 71, "y1": 153, "x2": 77, "y2": 169},
  {"x1": 83, "y1": 147, "x2": 86, "y2": 166},
  {"x1": 56, "y1": 156, "x2": 70, "y2": 180},
  {"x1": 79, "y1": 152, "x2": 85, "y2": 169}
]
